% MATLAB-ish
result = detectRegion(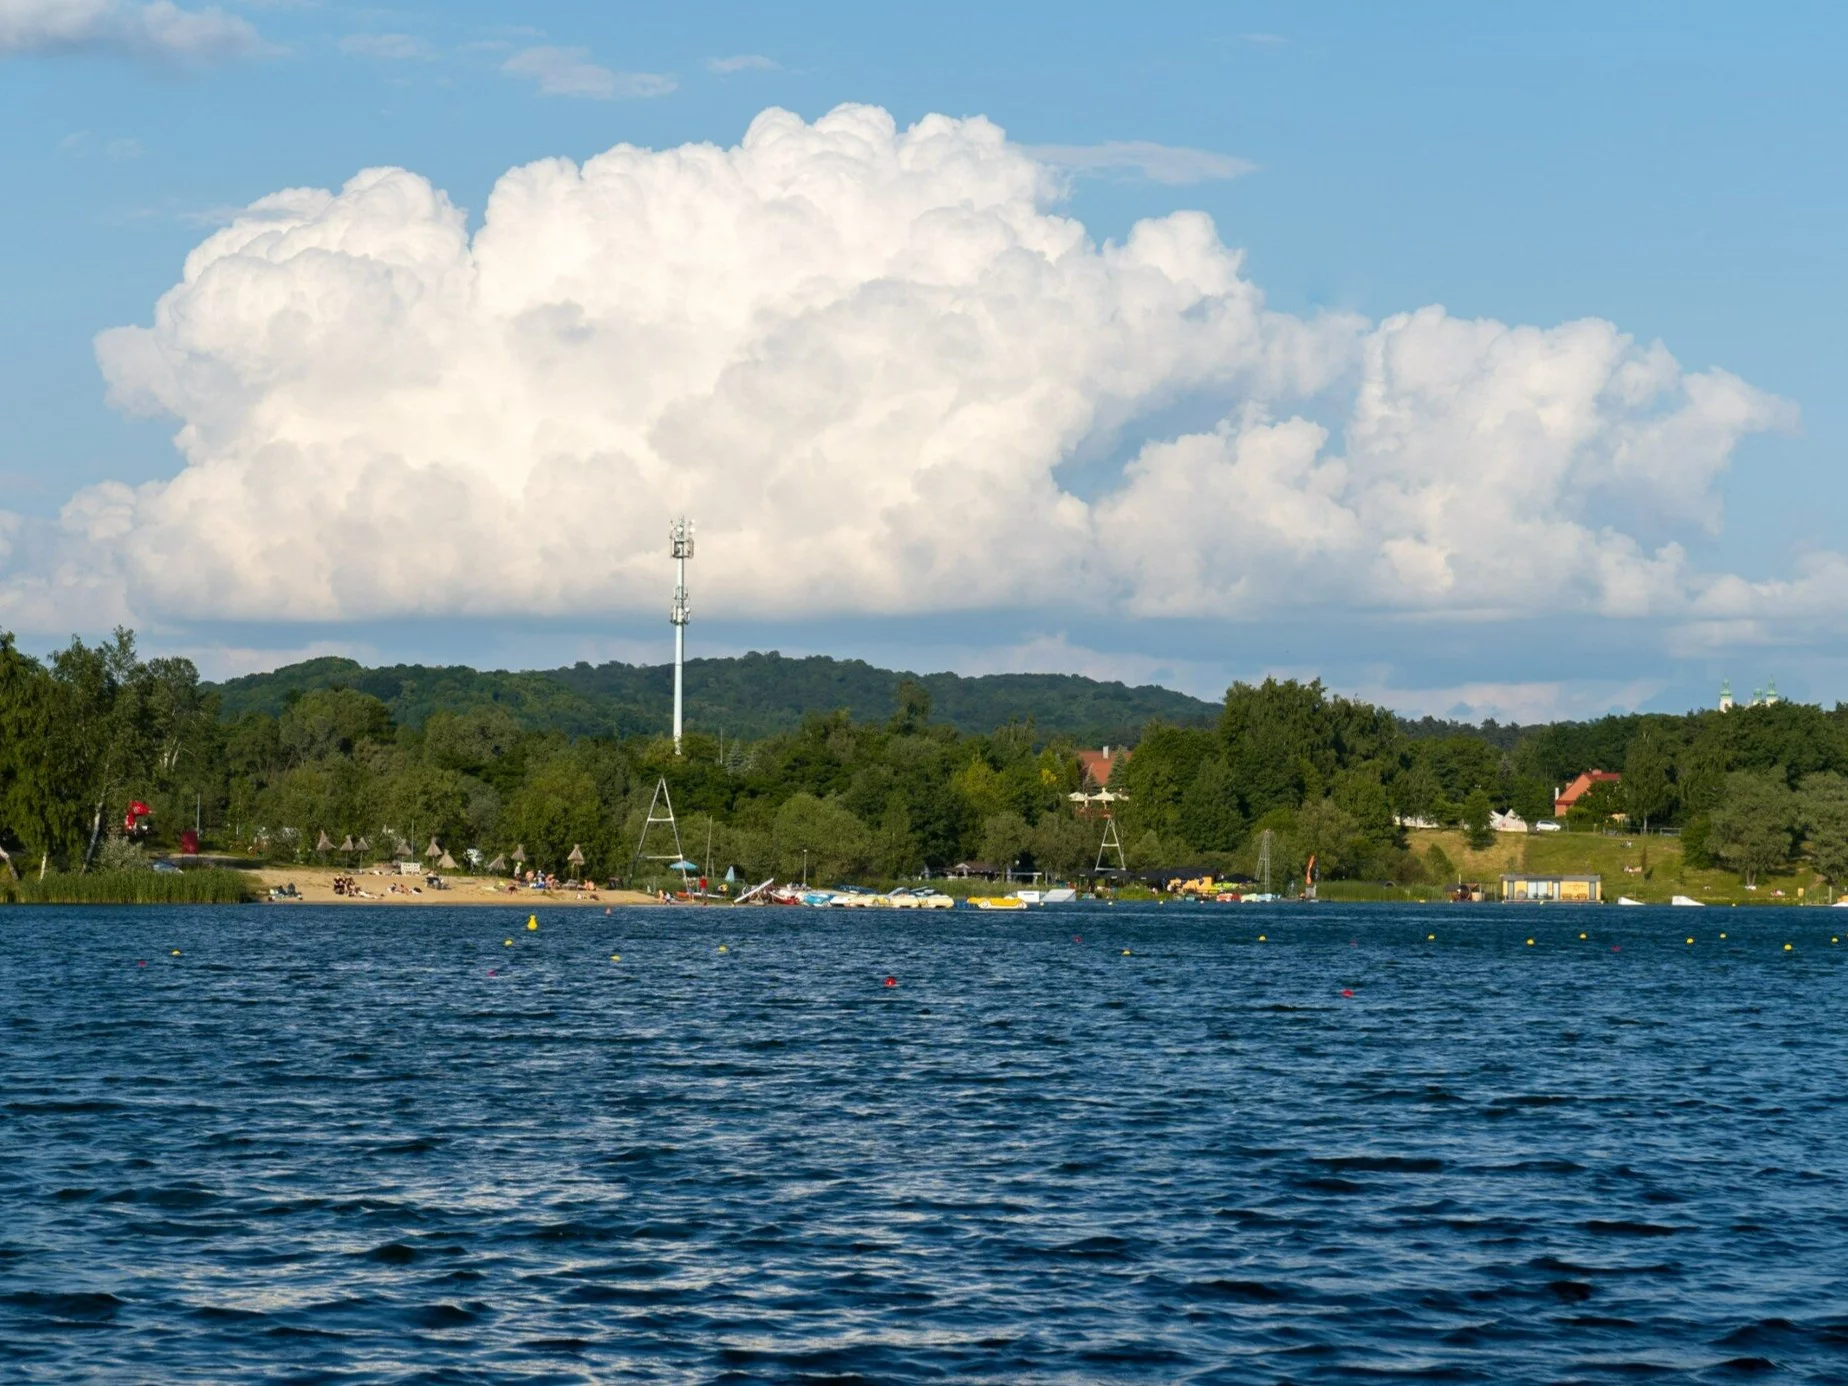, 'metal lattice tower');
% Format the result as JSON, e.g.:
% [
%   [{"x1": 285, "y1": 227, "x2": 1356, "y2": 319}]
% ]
[
  {"x1": 669, "y1": 517, "x2": 694, "y2": 755},
  {"x1": 1257, "y1": 829, "x2": 1274, "y2": 893},
  {"x1": 630, "y1": 776, "x2": 686, "y2": 884}
]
